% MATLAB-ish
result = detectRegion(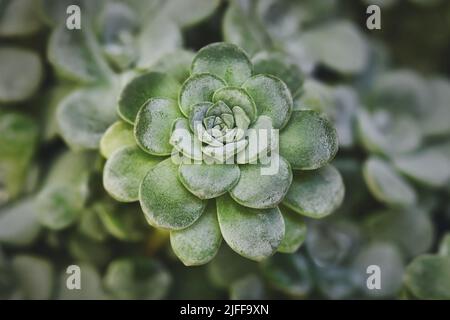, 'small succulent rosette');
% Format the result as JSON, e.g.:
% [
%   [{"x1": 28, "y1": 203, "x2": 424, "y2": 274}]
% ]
[{"x1": 102, "y1": 42, "x2": 343, "y2": 265}]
